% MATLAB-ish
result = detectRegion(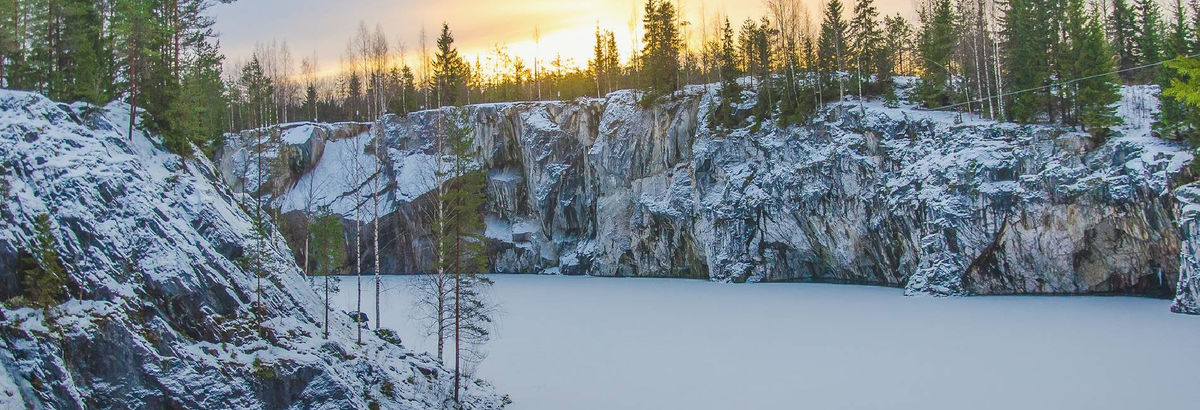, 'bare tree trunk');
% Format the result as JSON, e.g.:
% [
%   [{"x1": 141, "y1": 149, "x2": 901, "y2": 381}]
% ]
[
  {"x1": 255, "y1": 123, "x2": 264, "y2": 335},
  {"x1": 991, "y1": 0, "x2": 1005, "y2": 120},
  {"x1": 354, "y1": 138, "x2": 364, "y2": 345},
  {"x1": 373, "y1": 120, "x2": 382, "y2": 330},
  {"x1": 323, "y1": 269, "x2": 330, "y2": 338},
  {"x1": 355, "y1": 212, "x2": 362, "y2": 344},
  {"x1": 453, "y1": 234, "x2": 461, "y2": 405},
  {"x1": 436, "y1": 101, "x2": 448, "y2": 361}
]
